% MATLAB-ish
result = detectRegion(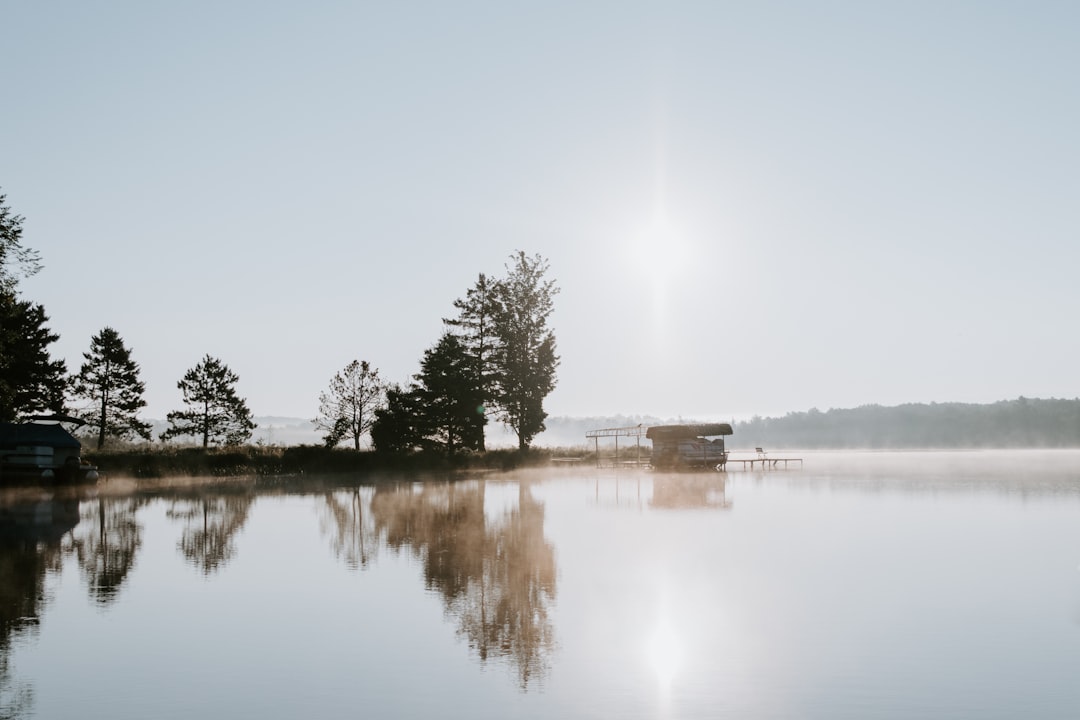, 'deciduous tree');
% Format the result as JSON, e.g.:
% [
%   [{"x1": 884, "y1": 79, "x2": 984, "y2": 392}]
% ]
[
  {"x1": 73, "y1": 327, "x2": 152, "y2": 449},
  {"x1": 0, "y1": 291, "x2": 67, "y2": 422},
  {"x1": 160, "y1": 355, "x2": 255, "y2": 448},
  {"x1": 315, "y1": 359, "x2": 386, "y2": 450},
  {"x1": 492, "y1": 252, "x2": 560, "y2": 450}
]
